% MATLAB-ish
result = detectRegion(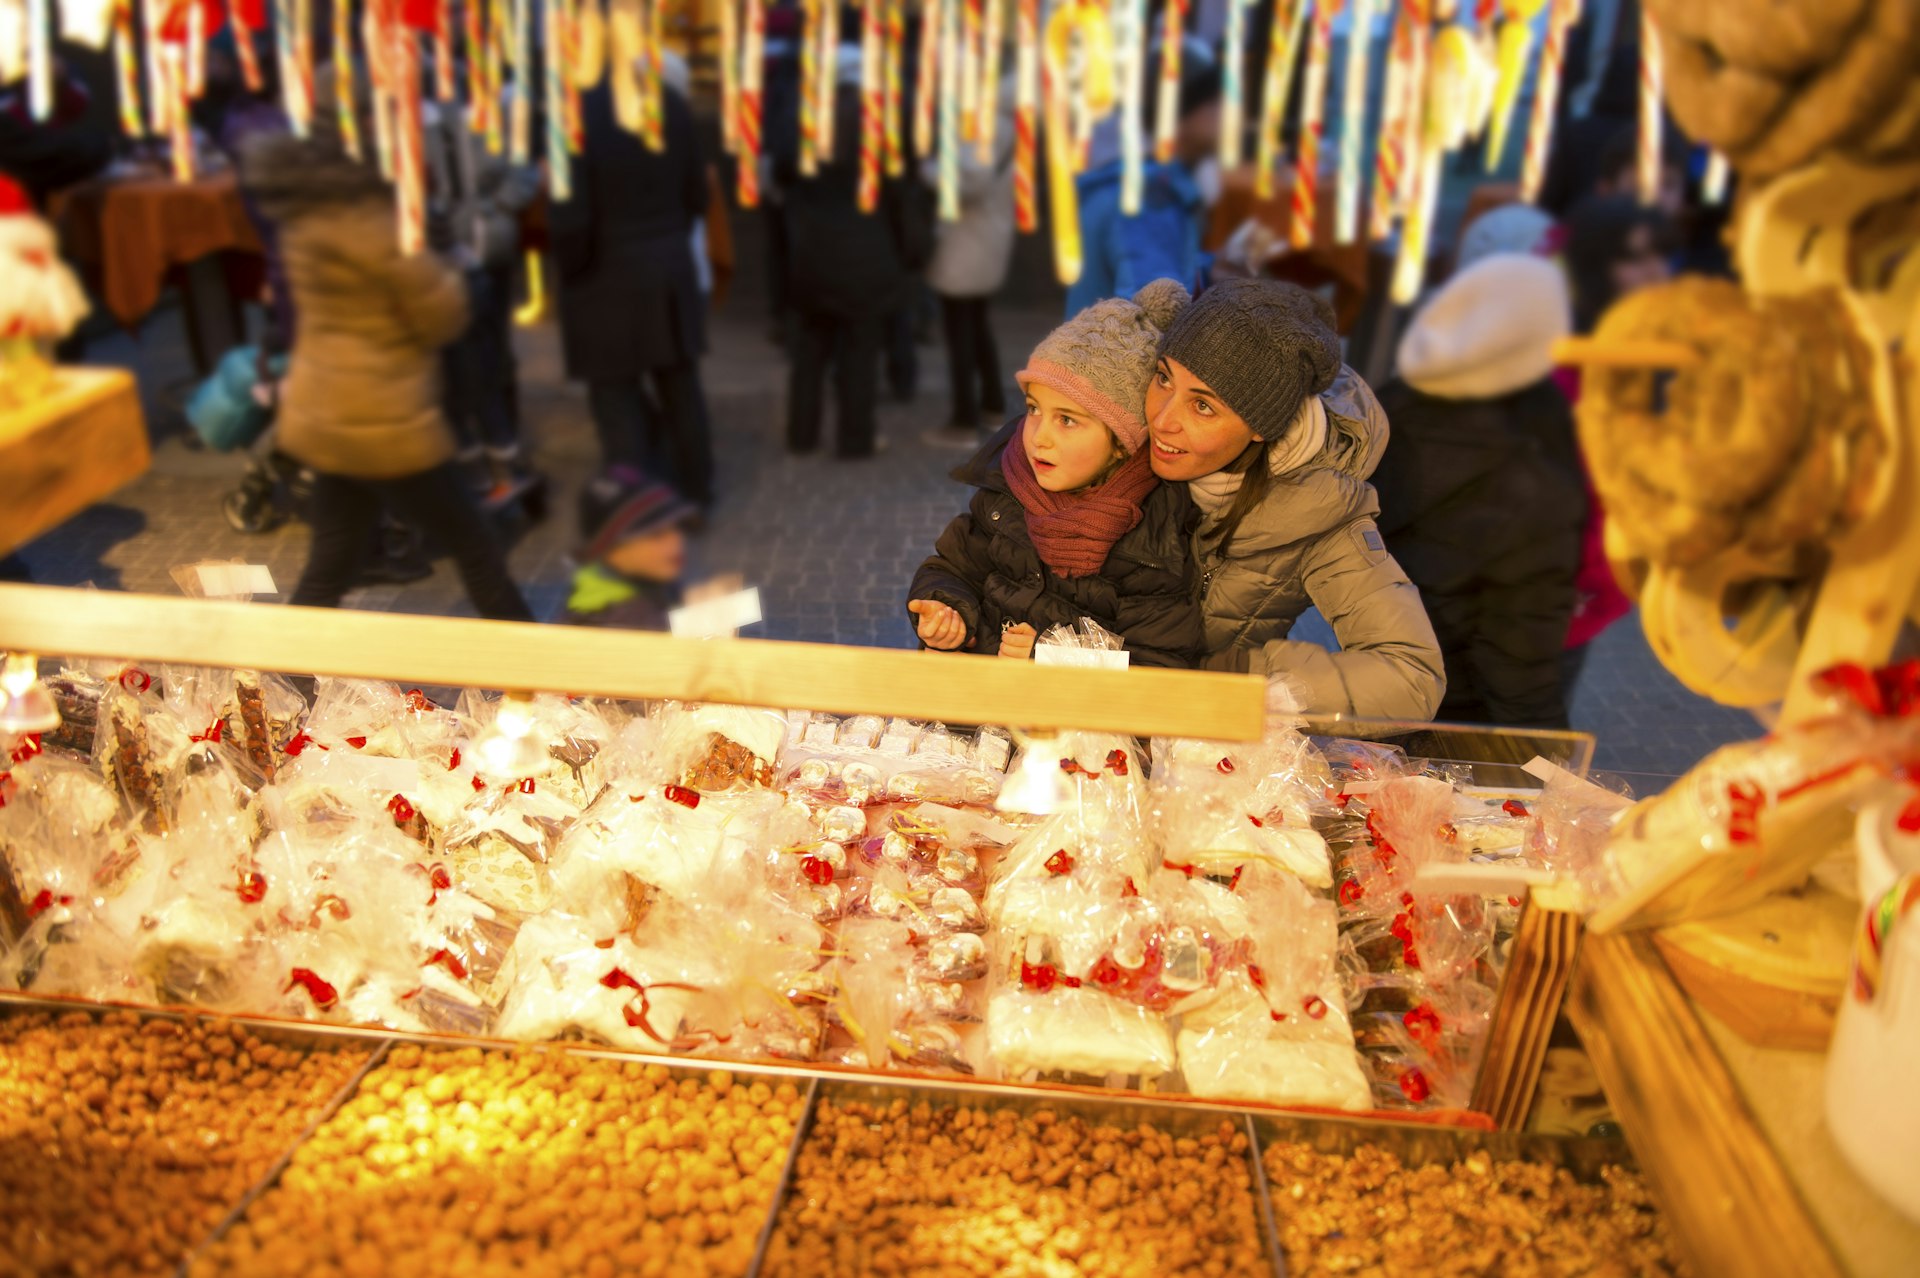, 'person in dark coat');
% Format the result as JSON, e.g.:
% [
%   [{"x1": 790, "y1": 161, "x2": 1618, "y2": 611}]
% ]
[
  {"x1": 1373, "y1": 254, "x2": 1588, "y2": 728},
  {"x1": 562, "y1": 466, "x2": 698, "y2": 629},
  {"x1": 908, "y1": 282, "x2": 1205, "y2": 668},
  {"x1": 550, "y1": 80, "x2": 715, "y2": 505},
  {"x1": 775, "y1": 45, "x2": 916, "y2": 459}
]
